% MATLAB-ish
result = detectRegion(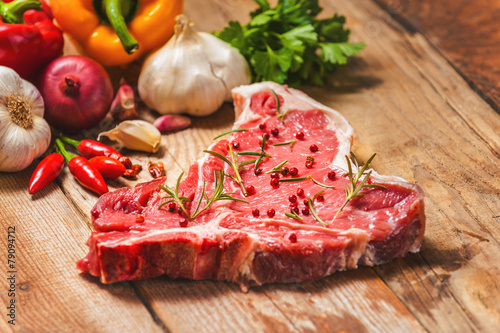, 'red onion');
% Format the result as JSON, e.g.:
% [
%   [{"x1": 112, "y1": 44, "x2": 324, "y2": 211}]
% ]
[{"x1": 38, "y1": 56, "x2": 113, "y2": 133}]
